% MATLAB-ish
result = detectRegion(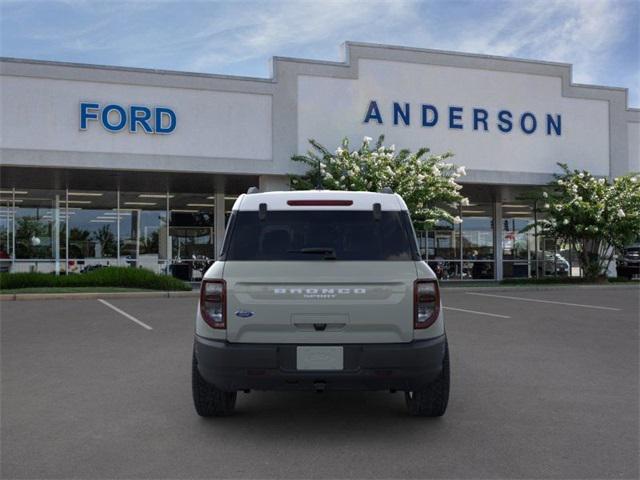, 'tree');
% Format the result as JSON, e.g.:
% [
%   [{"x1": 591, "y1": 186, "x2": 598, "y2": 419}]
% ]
[
  {"x1": 533, "y1": 163, "x2": 640, "y2": 280},
  {"x1": 92, "y1": 225, "x2": 116, "y2": 257},
  {"x1": 289, "y1": 135, "x2": 468, "y2": 229}
]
